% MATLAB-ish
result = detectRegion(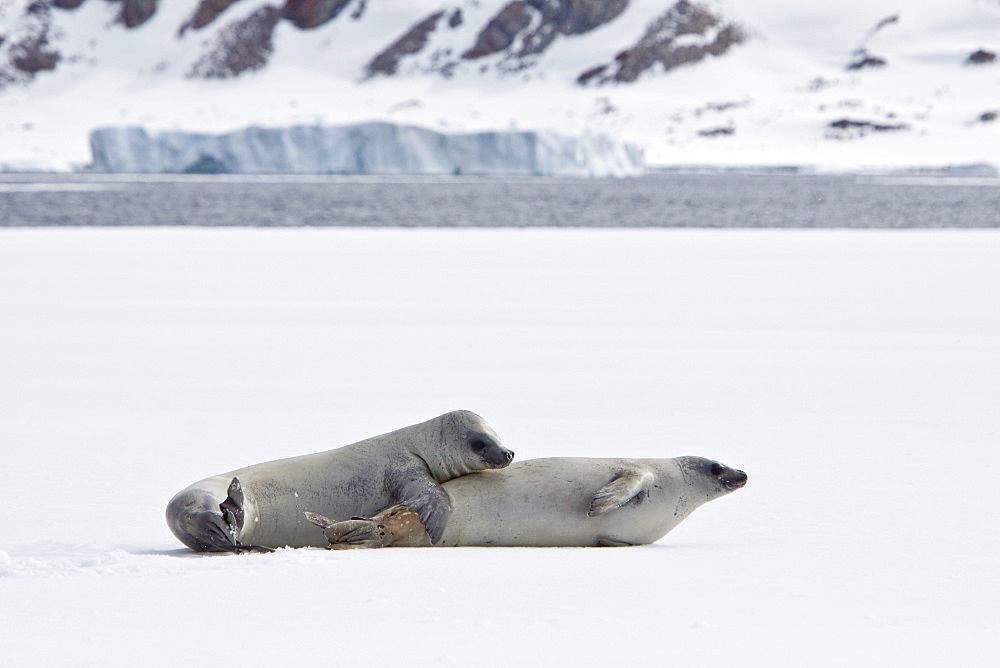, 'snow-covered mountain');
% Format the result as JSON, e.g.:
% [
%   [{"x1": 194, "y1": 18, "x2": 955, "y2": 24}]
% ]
[{"x1": 1, "y1": 0, "x2": 998, "y2": 170}]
